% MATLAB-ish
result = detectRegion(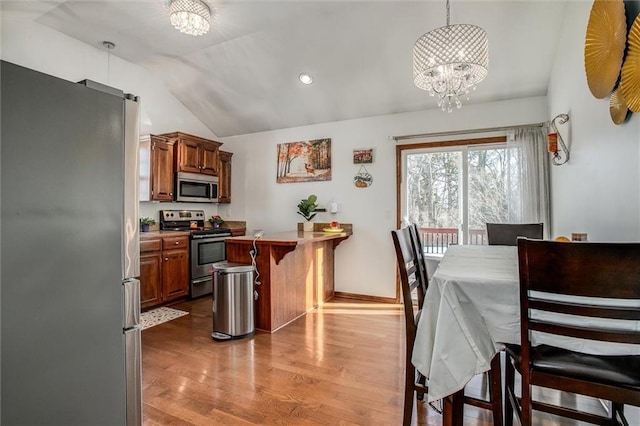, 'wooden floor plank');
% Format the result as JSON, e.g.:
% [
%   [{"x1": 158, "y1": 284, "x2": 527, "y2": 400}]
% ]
[{"x1": 142, "y1": 297, "x2": 638, "y2": 425}]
